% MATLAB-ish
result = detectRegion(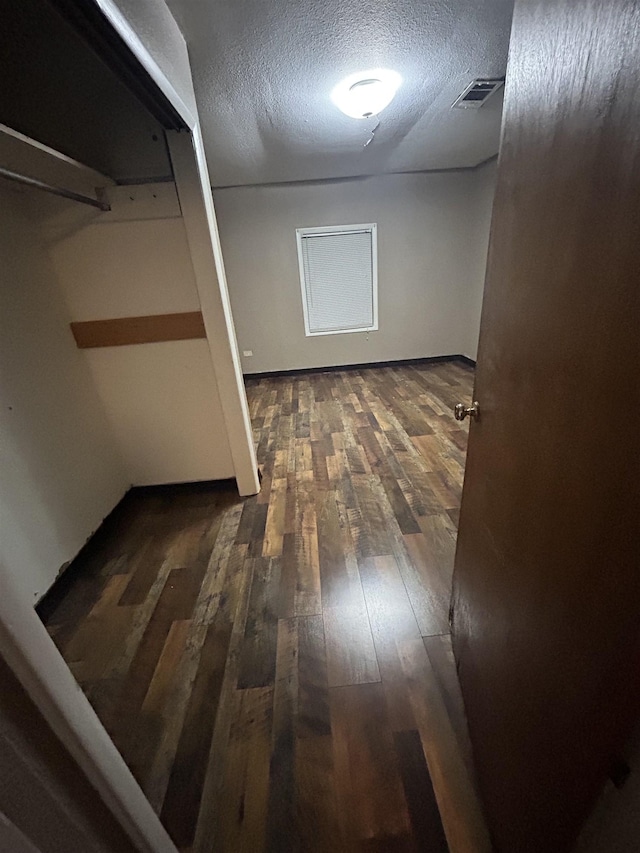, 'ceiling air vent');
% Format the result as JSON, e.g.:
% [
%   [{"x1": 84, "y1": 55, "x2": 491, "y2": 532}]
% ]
[{"x1": 452, "y1": 78, "x2": 504, "y2": 110}]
